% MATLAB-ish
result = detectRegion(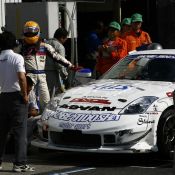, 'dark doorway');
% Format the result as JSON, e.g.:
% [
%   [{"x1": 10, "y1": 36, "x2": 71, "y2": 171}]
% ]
[{"x1": 76, "y1": 11, "x2": 113, "y2": 66}]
